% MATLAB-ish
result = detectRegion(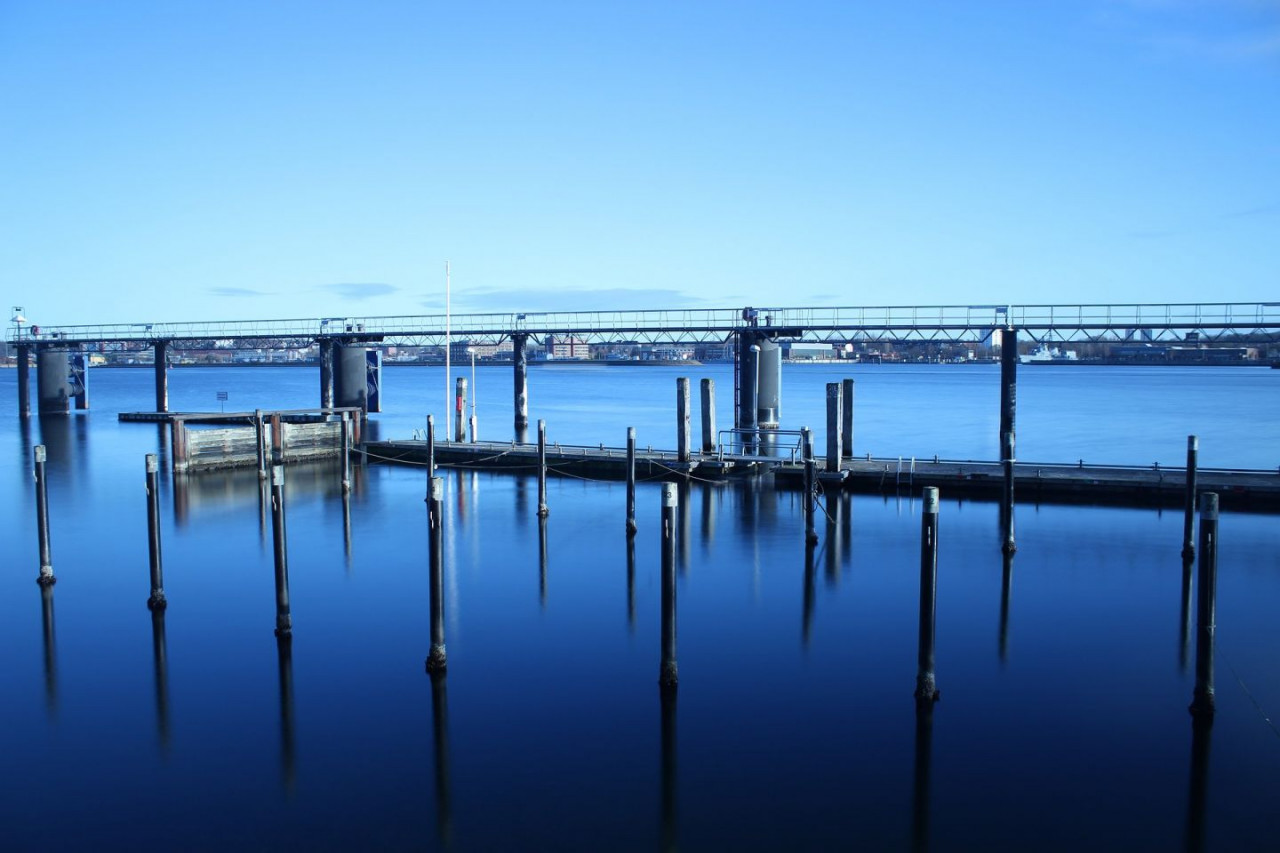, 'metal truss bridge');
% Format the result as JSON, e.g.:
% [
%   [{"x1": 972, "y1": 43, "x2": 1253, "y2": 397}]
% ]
[{"x1": 8, "y1": 303, "x2": 1280, "y2": 350}]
